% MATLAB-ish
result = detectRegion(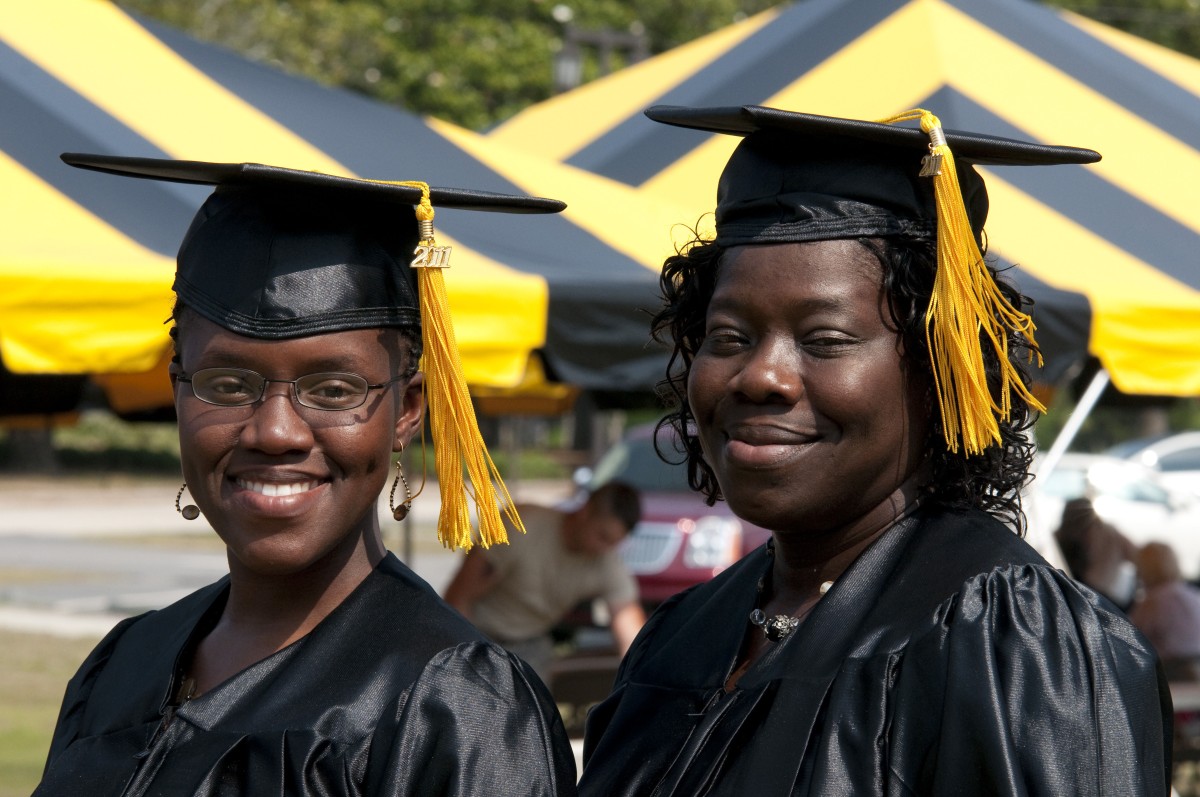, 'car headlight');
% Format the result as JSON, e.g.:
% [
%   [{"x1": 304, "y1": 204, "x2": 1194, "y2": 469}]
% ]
[{"x1": 682, "y1": 516, "x2": 743, "y2": 570}]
